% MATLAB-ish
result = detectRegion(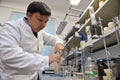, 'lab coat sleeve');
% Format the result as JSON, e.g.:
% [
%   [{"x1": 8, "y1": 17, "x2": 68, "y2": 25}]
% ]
[
  {"x1": 0, "y1": 23, "x2": 49, "y2": 73},
  {"x1": 42, "y1": 31, "x2": 63, "y2": 46}
]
